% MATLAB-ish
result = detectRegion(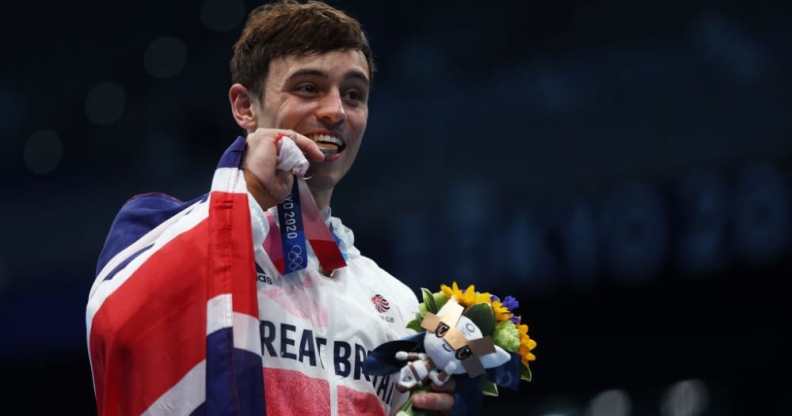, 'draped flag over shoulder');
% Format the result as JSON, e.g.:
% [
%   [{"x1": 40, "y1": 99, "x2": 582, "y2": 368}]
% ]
[{"x1": 86, "y1": 137, "x2": 265, "y2": 416}]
